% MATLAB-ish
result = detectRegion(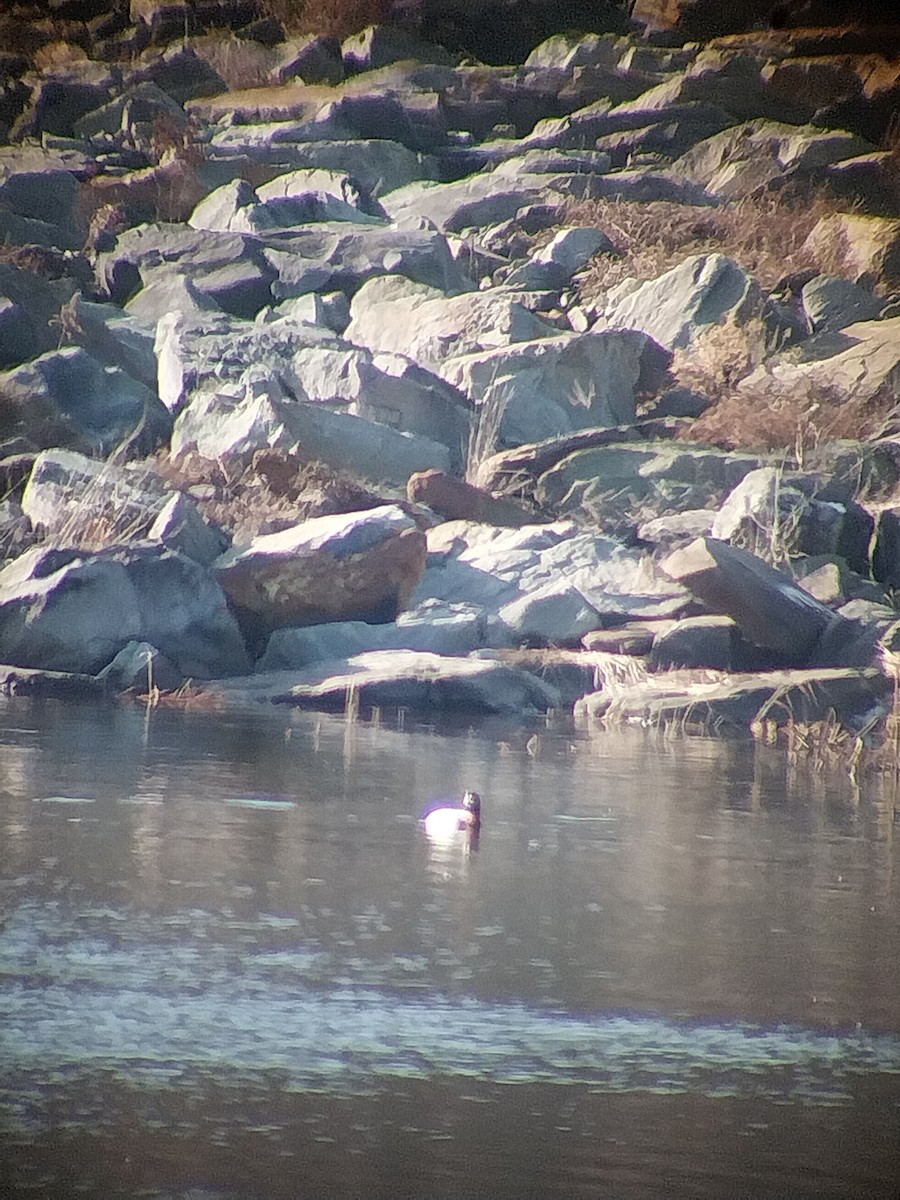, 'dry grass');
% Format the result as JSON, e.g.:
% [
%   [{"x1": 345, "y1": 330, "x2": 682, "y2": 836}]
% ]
[
  {"x1": 157, "y1": 449, "x2": 392, "y2": 542},
  {"x1": 568, "y1": 190, "x2": 846, "y2": 301},
  {"x1": 681, "y1": 378, "x2": 900, "y2": 456},
  {"x1": 263, "y1": 0, "x2": 392, "y2": 38}
]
